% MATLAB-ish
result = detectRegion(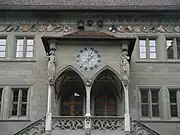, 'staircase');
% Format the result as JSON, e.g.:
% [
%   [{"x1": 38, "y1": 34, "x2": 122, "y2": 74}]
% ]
[{"x1": 14, "y1": 116, "x2": 160, "y2": 135}]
